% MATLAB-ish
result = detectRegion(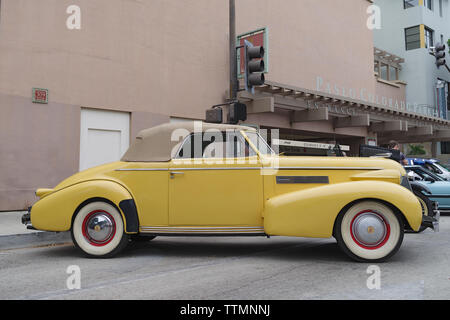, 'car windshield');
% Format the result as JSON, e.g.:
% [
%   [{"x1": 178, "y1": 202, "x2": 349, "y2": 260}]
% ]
[
  {"x1": 434, "y1": 163, "x2": 449, "y2": 173},
  {"x1": 243, "y1": 131, "x2": 275, "y2": 156},
  {"x1": 407, "y1": 167, "x2": 445, "y2": 182}
]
